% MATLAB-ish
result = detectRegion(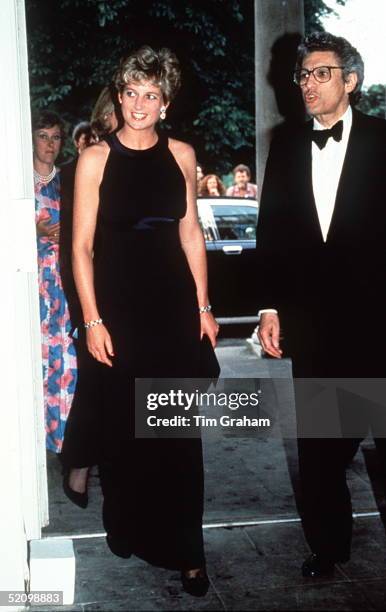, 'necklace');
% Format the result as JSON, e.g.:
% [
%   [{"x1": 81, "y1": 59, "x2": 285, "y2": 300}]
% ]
[{"x1": 33, "y1": 166, "x2": 57, "y2": 184}]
